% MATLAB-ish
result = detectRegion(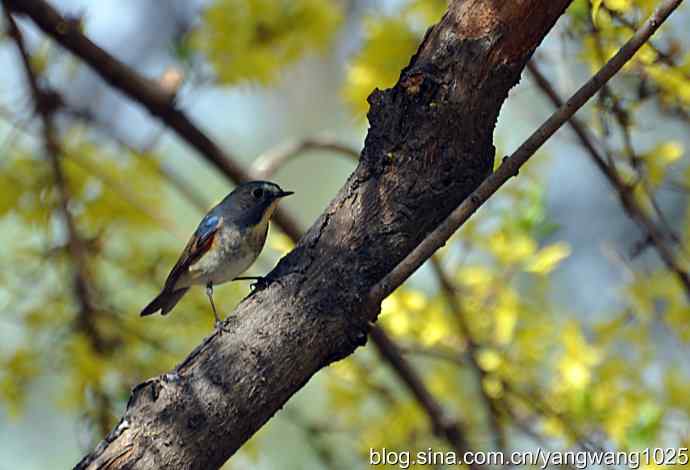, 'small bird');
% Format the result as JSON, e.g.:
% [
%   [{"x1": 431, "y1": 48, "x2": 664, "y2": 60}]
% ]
[{"x1": 141, "y1": 181, "x2": 293, "y2": 328}]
